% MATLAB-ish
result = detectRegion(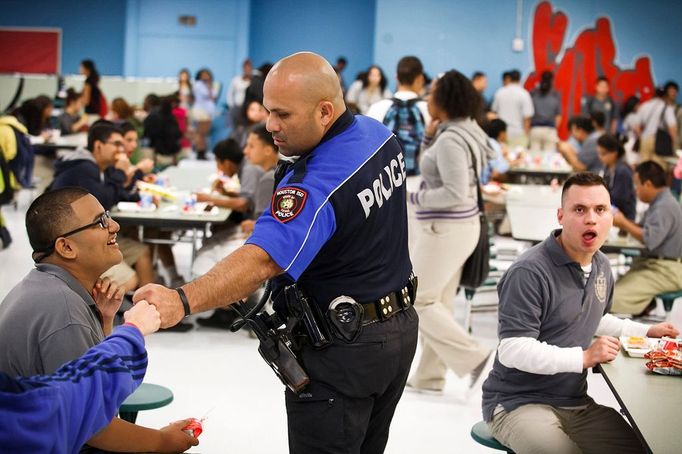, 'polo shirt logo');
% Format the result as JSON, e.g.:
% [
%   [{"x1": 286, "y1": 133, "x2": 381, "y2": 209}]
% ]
[
  {"x1": 272, "y1": 186, "x2": 307, "y2": 223},
  {"x1": 595, "y1": 271, "x2": 607, "y2": 303}
]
